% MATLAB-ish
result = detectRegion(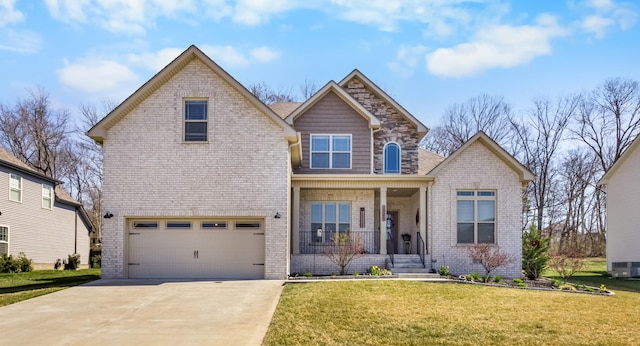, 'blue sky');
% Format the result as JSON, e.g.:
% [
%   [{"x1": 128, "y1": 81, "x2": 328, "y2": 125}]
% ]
[{"x1": 1, "y1": 0, "x2": 638, "y2": 127}]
